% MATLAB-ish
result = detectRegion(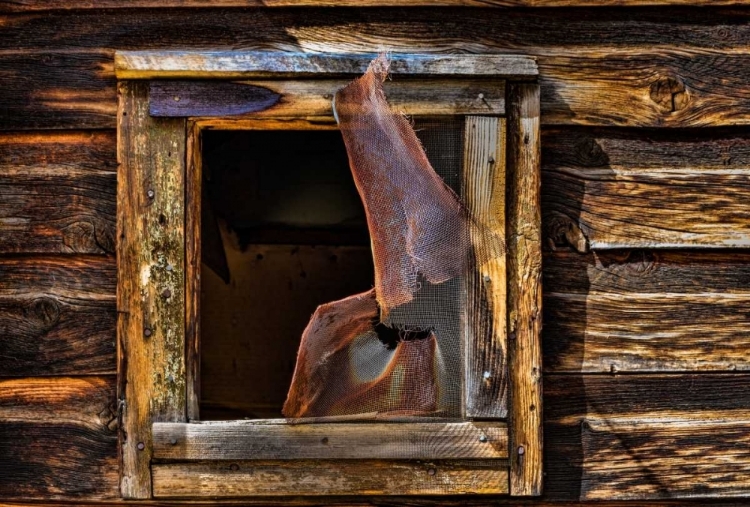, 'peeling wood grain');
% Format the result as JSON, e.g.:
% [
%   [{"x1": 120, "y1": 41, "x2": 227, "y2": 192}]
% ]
[
  {"x1": 4, "y1": 9, "x2": 750, "y2": 128},
  {"x1": 0, "y1": 376, "x2": 118, "y2": 500},
  {"x1": 545, "y1": 374, "x2": 750, "y2": 500},
  {"x1": 0, "y1": 256, "x2": 116, "y2": 376},
  {"x1": 117, "y1": 81, "x2": 187, "y2": 498},
  {"x1": 507, "y1": 83, "x2": 543, "y2": 496},
  {"x1": 153, "y1": 421, "x2": 508, "y2": 460},
  {"x1": 152, "y1": 460, "x2": 509, "y2": 497}
]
